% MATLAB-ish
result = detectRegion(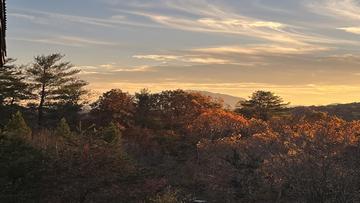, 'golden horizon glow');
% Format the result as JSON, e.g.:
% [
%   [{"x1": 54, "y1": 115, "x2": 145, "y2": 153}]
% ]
[{"x1": 8, "y1": 0, "x2": 360, "y2": 105}]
